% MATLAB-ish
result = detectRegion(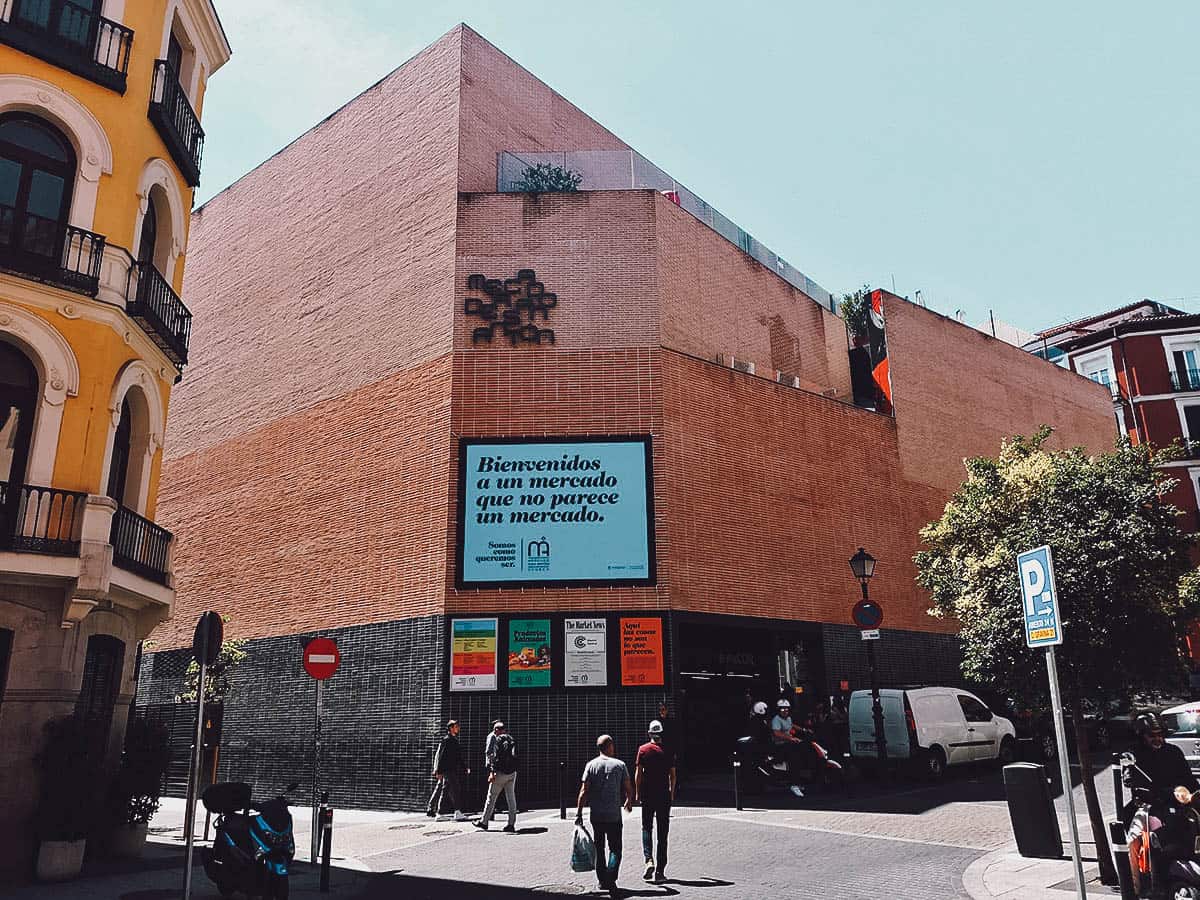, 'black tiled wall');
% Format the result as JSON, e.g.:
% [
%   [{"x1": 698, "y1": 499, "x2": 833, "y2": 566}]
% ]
[{"x1": 821, "y1": 624, "x2": 962, "y2": 692}]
